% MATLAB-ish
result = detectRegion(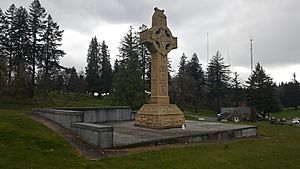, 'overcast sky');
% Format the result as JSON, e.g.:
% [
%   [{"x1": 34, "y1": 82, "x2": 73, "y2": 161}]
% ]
[{"x1": 1, "y1": 0, "x2": 300, "y2": 83}]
